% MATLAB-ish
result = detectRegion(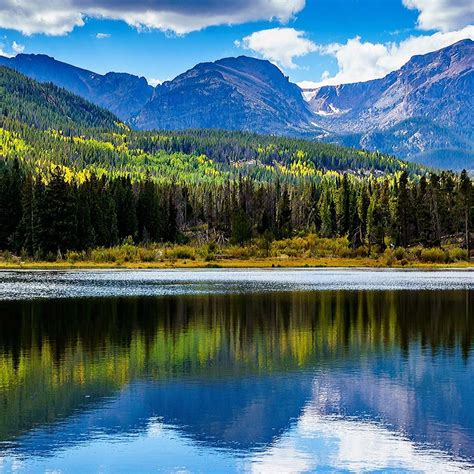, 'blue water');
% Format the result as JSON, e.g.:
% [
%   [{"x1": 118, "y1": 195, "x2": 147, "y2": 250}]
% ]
[{"x1": 0, "y1": 269, "x2": 472, "y2": 472}]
